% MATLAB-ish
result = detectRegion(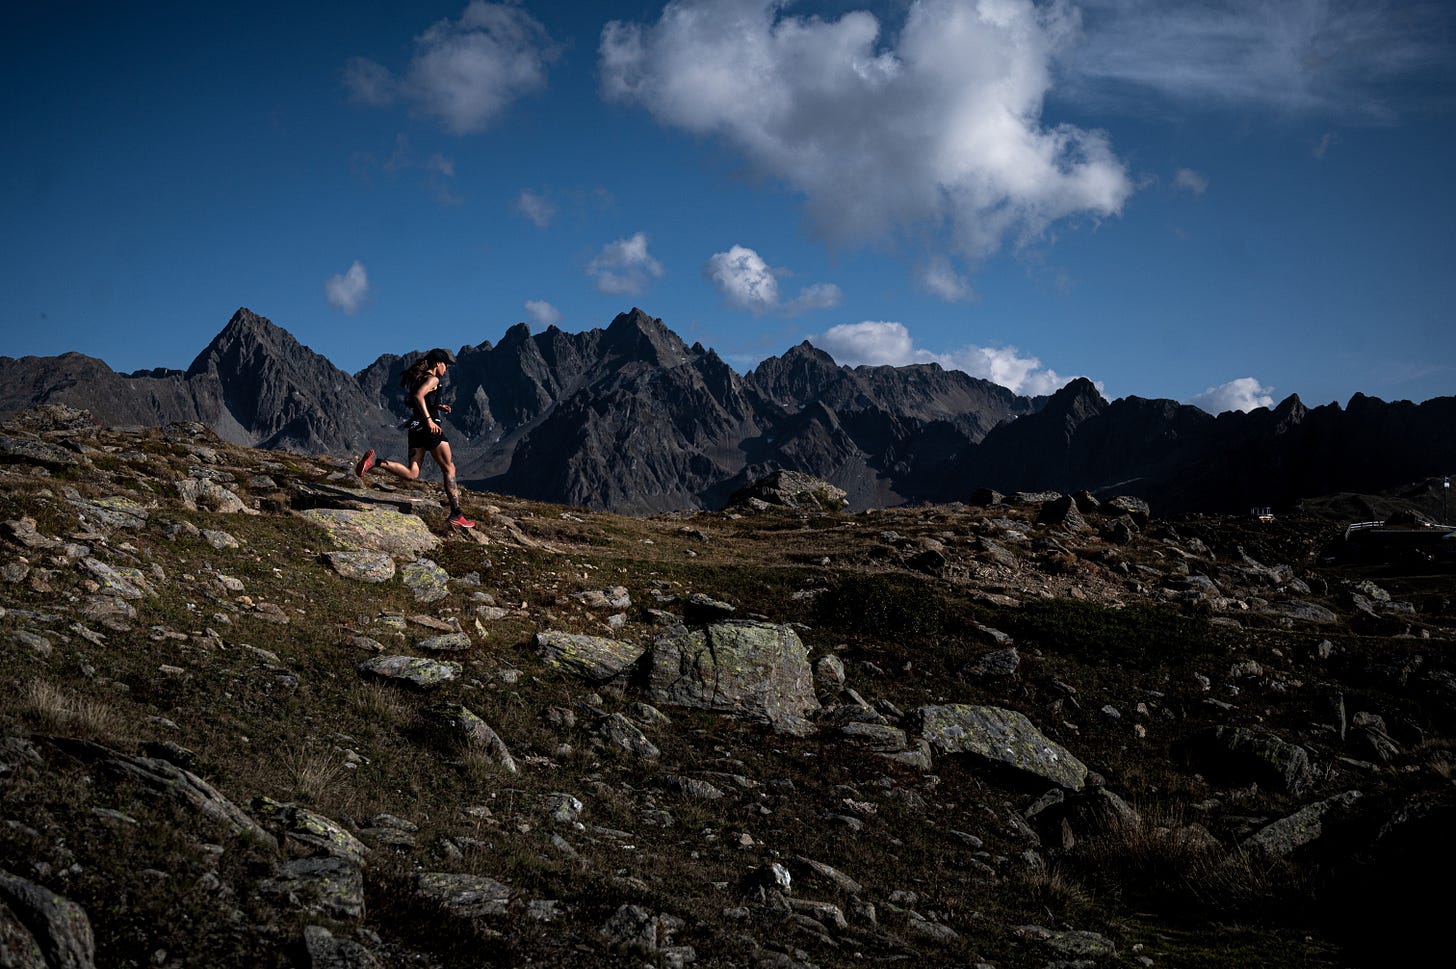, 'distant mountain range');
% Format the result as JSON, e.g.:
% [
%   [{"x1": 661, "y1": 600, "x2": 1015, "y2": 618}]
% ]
[{"x1": 3, "y1": 307, "x2": 1452, "y2": 514}]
